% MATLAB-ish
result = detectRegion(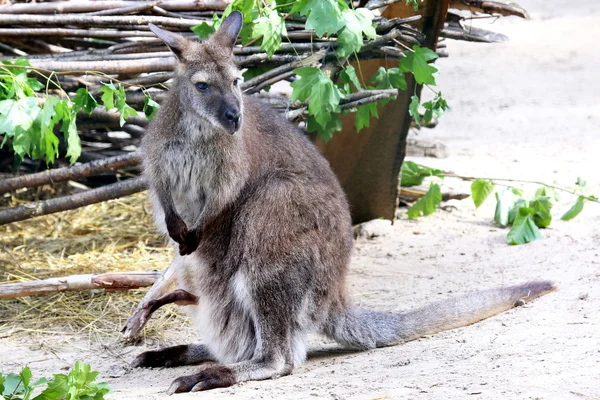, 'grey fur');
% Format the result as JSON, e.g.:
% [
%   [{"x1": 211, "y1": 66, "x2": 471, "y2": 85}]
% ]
[{"x1": 137, "y1": 13, "x2": 556, "y2": 394}]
